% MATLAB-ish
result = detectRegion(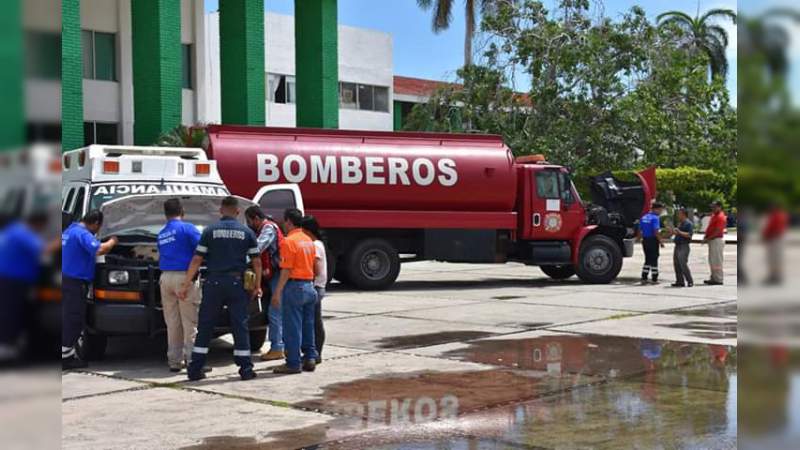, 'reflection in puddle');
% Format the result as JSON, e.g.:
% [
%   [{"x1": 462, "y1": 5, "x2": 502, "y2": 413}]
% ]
[
  {"x1": 375, "y1": 331, "x2": 498, "y2": 350},
  {"x1": 283, "y1": 335, "x2": 737, "y2": 449}
]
